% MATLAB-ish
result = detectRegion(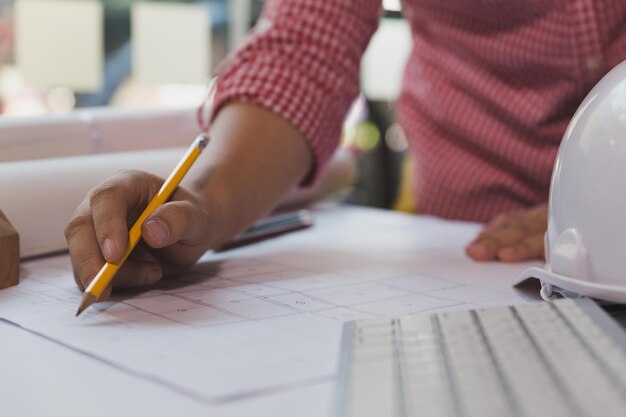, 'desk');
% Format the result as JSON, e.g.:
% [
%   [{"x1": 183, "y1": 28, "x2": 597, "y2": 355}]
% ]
[{"x1": 0, "y1": 205, "x2": 540, "y2": 417}]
